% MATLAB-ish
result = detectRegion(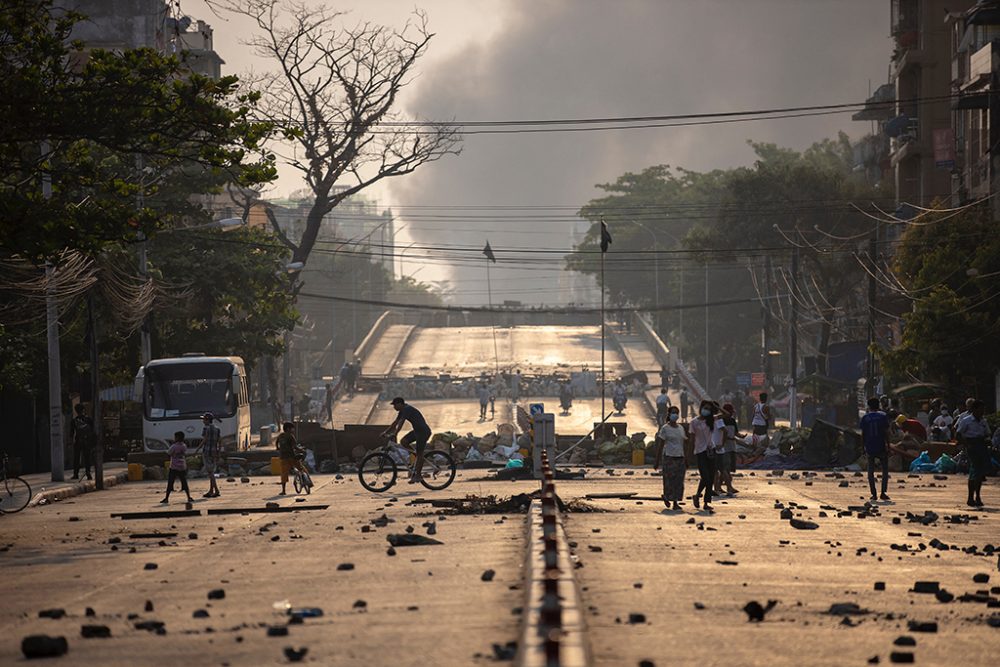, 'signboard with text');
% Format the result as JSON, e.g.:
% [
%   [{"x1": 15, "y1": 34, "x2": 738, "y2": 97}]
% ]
[
  {"x1": 750, "y1": 372, "x2": 767, "y2": 388},
  {"x1": 736, "y1": 372, "x2": 752, "y2": 388}
]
